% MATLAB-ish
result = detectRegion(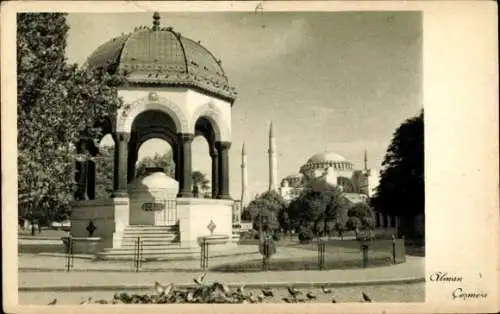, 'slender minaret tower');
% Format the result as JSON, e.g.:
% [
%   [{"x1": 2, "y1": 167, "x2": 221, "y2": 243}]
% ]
[
  {"x1": 364, "y1": 149, "x2": 368, "y2": 171},
  {"x1": 268, "y1": 122, "x2": 278, "y2": 191},
  {"x1": 240, "y1": 143, "x2": 248, "y2": 206}
]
